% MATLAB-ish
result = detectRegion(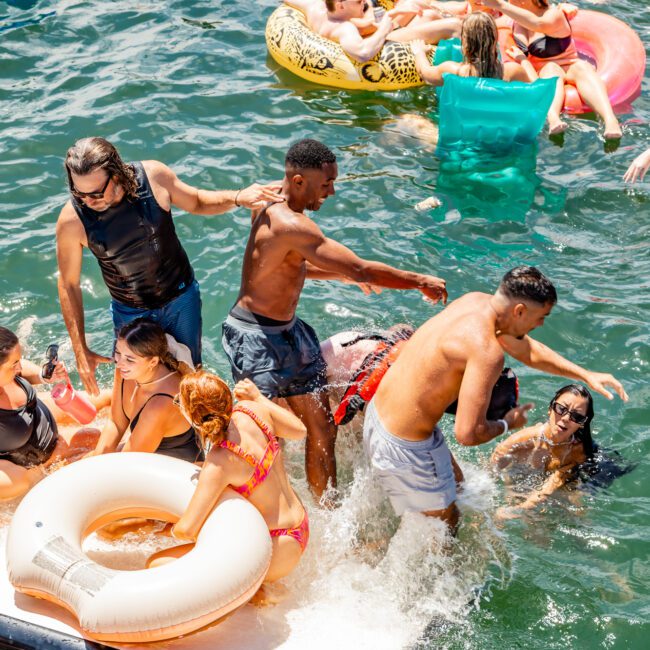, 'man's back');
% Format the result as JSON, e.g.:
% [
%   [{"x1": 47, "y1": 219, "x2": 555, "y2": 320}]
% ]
[{"x1": 374, "y1": 292, "x2": 502, "y2": 439}]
